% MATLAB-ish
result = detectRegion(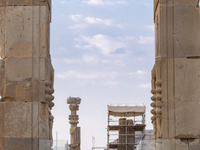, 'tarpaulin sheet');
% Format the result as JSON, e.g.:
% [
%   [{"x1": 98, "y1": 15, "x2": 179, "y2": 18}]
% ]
[{"x1": 108, "y1": 104, "x2": 146, "y2": 117}]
